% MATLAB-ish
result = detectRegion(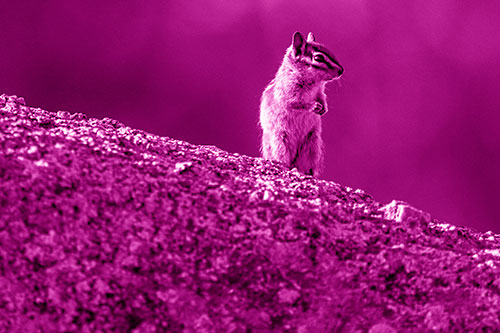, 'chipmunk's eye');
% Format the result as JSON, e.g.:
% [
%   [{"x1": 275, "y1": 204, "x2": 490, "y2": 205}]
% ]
[{"x1": 313, "y1": 54, "x2": 326, "y2": 63}]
